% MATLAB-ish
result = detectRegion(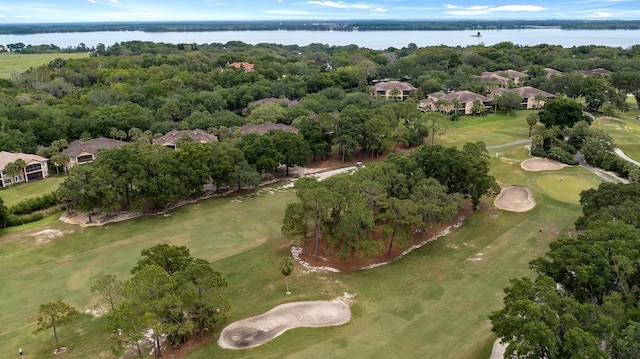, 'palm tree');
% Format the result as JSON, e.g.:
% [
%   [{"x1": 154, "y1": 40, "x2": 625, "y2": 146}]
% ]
[
  {"x1": 14, "y1": 158, "x2": 27, "y2": 182},
  {"x1": 279, "y1": 257, "x2": 294, "y2": 295},
  {"x1": 3, "y1": 162, "x2": 20, "y2": 186},
  {"x1": 526, "y1": 113, "x2": 540, "y2": 137}
]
